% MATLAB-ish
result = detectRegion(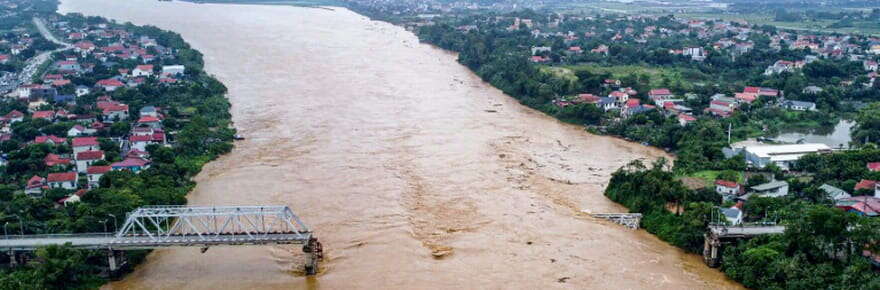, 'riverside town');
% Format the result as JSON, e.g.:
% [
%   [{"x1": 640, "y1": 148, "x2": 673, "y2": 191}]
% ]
[{"x1": 1, "y1": 0, "x2": 880, "y2": 289}]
